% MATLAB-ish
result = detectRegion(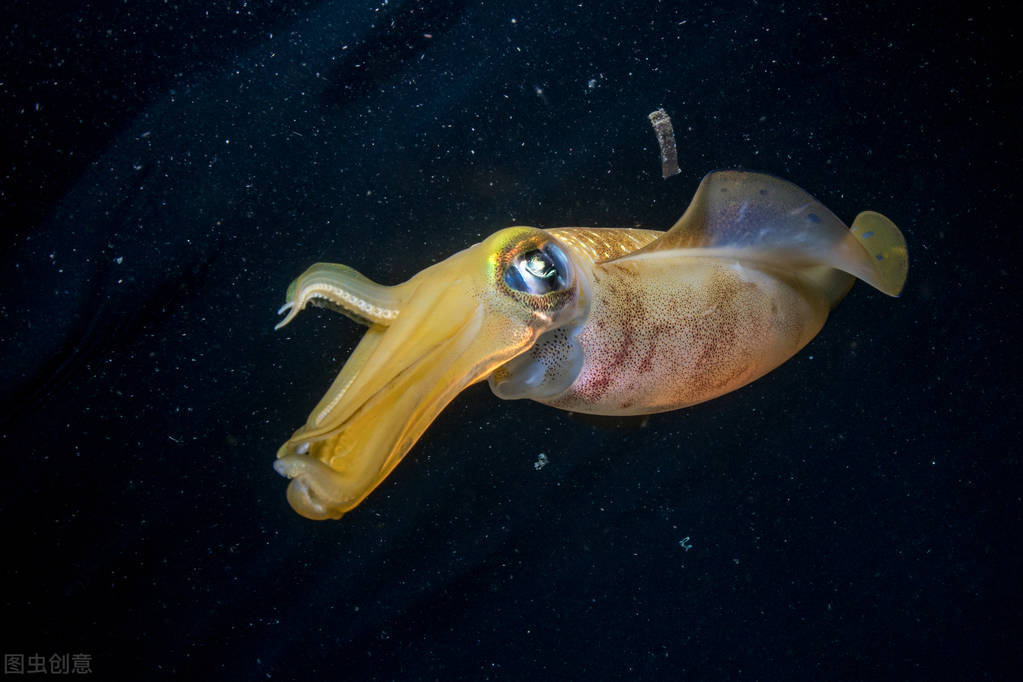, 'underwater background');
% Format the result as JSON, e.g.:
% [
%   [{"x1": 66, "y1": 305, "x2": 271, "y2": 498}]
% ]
[{"x1": 2, "y1": 0, "x2": 1020, "y2": 678}]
